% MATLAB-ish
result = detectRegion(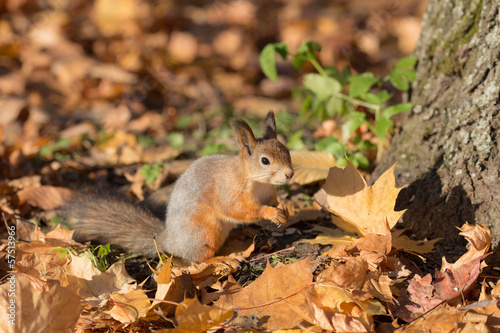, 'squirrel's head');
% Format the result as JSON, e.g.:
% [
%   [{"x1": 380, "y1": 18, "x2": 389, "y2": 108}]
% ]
[{"x1": 232, "y1": 111, "x2": 294, "y2": 185}]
